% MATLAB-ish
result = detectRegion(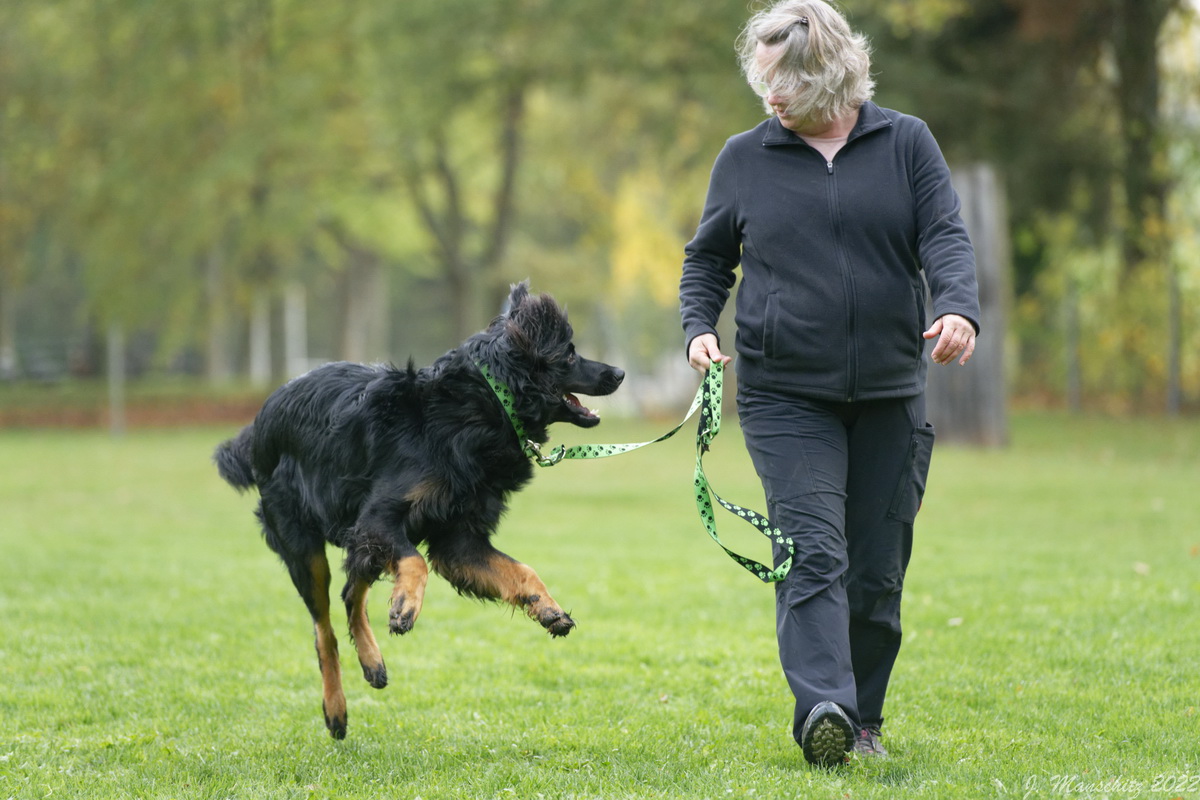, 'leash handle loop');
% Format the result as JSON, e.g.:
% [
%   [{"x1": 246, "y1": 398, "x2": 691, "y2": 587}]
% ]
[{"x1": 691, "y1": 363, "x2": 794, "y2": 583}]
